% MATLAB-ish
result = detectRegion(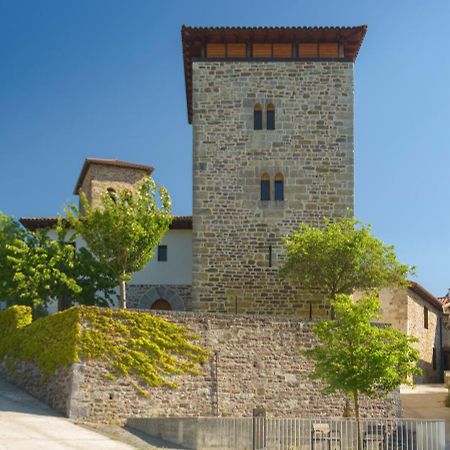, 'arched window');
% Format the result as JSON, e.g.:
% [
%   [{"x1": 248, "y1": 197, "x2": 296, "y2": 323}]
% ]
[
  {"x1": 274, "y1": 173, "x2": 284, "y2": 201},
  {"x1": 261, "y1": 173, "x2": 270, "y2": 201},
  {"x1": 150, "y1": 299, "x2": 172, "y2": 311},
  {"x1": 254, "y1": 104, "x2": 262, "y2": 130},
  {"x1": 267, "y1": 104, "x2": 275, "y2": 130}
]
